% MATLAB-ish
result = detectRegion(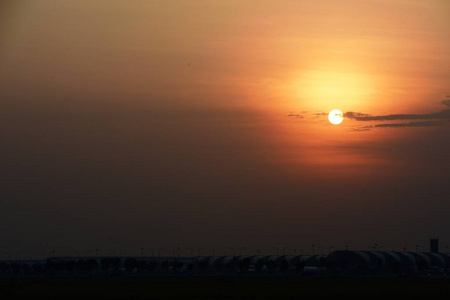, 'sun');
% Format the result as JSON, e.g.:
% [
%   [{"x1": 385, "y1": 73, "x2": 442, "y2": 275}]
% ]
[{"x1": 328, "y1": 109, "x2": 344, "y2": 125}]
